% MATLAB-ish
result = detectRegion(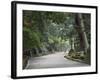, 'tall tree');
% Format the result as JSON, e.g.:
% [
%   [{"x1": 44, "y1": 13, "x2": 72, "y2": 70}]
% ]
[{"x1": 75, "y1": 13, "x2": 89, "y2": 53}]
